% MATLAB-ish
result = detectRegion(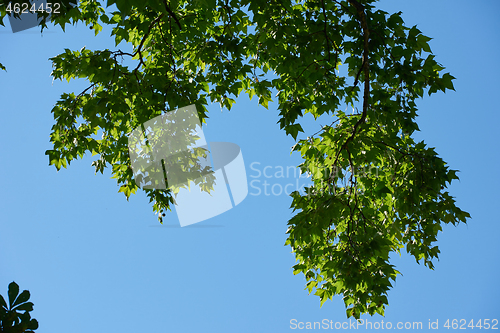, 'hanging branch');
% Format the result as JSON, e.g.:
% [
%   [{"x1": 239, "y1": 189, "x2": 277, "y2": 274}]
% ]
[
  {"x1": 347, "y1": 0, "x2": 370, "y2": 126},
  {"x1": 162, "y1": 0, "x2": 182, "y2": 30},
  {"x1": 134, "y1": 14, "x2": 165, "y2": 72},
  {"x1": 330, "y1": 0, "x2": 371, "y2": 183}
]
